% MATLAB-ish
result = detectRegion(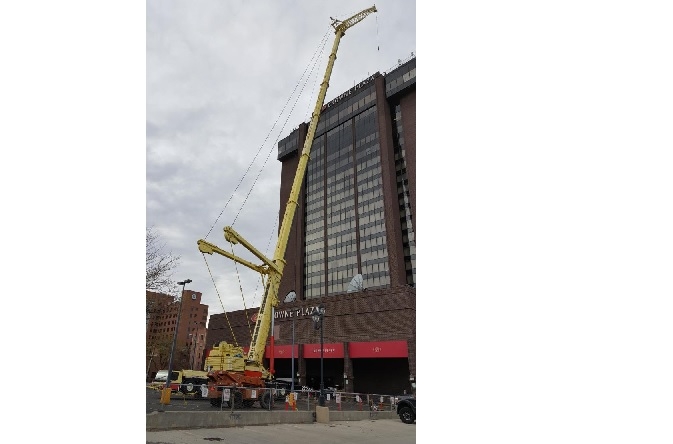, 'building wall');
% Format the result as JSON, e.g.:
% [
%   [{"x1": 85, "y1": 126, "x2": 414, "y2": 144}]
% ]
[
  {"x1": 276, "y1": 59, "x2": 416, "y2": 300},
  {"x1": 207, "y1": 287, "x2": 414, "y2": 346},
  {"x1": 400, "y1": 89, "x2": 416, "y2": 222},
  {"x1": 277, "y1": 123, "x2": 308, "y2": 303},
  {"x1": 375, "y1": 74, "x2": 407, "y2": 288},
  {"x1": 146, "y1": 290, "x2": 209, "y2": 375},
  {"x1": 206, "y1": 285, "x2": 416, "y2": 393}
]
